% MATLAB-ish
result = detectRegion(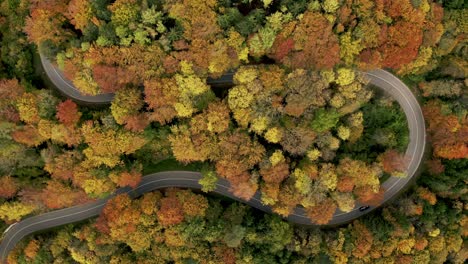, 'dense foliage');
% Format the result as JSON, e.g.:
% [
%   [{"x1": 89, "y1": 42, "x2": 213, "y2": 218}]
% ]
[
  {"x1": 0, "y1": 0, "x2": 466, "y2": 263},
  {"x1": 6, "y1": 185, "x2": 467, "y2": 264}
]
